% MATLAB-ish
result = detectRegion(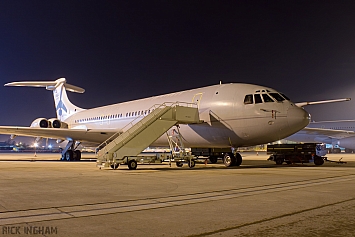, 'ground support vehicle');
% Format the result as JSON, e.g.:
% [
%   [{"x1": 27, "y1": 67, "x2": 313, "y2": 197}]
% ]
[
  {"x1": 102, "y1": 152, "x2": 173, "y2": 170},
  {"x1": 190, "y1": 147, "x2": 242, "y2": 167},
  {"x1": 267, "y1": 143, "x2": 326, "y2": 166}
]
